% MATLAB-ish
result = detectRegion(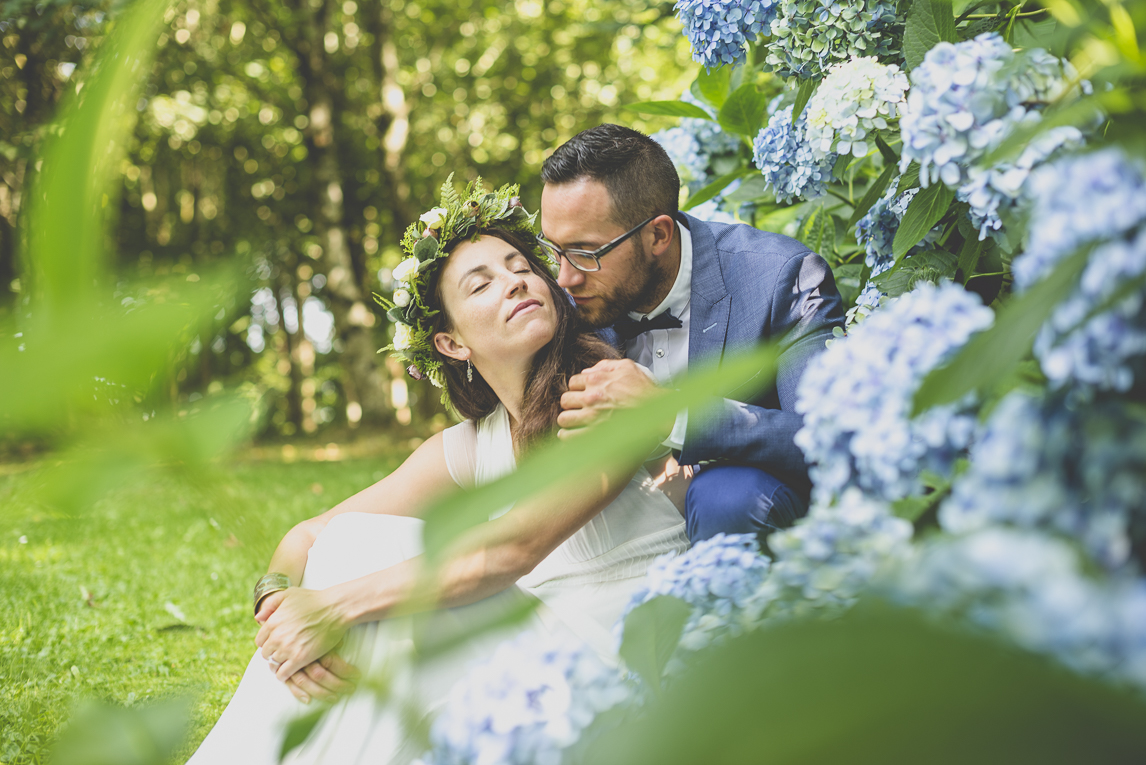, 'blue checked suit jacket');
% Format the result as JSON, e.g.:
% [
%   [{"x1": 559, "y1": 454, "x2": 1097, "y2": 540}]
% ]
[{"x1": 610, "y1": 212, "x2": 845, "y2": 495}]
